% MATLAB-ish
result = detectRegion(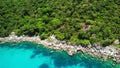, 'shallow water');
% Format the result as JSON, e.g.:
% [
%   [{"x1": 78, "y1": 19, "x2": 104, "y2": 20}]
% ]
[{"x1": 0, "y1": 42, "x2": 120, "y2": 68}]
